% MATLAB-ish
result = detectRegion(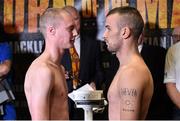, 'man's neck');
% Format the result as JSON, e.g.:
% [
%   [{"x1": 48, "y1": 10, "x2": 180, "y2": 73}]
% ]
[
  {"x1": 44, "y1": 46, "x2": 64, "y2": 65},
  {"x1": 116, "y1": 45, "x2": 139, "y2": 66}
]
